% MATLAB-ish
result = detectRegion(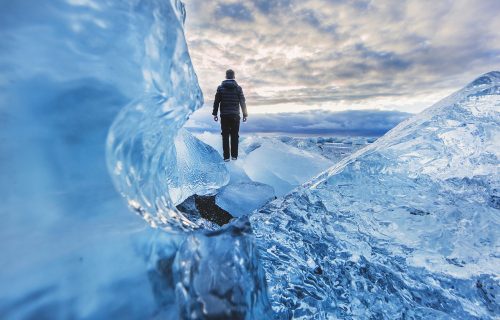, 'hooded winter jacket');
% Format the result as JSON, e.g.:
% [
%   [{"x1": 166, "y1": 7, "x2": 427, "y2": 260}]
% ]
[{"x1": 212, "y1": 79, "x2": 248, "y2": 117}]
